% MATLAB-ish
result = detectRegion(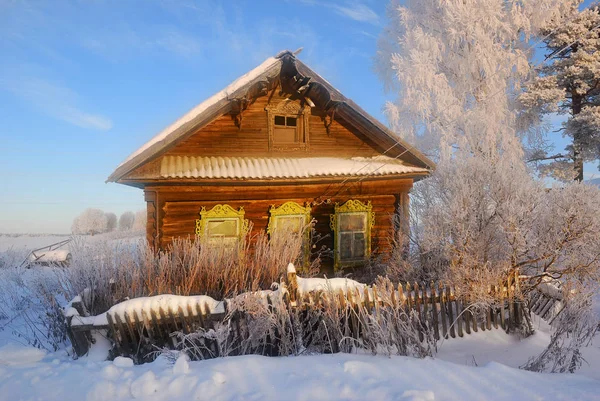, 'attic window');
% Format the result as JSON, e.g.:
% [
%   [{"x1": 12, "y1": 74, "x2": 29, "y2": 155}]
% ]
[
  {"x1": 266, "y1": 100, "x2": 310, "y2": 151},
  {"x1": 274, "y1": 115, "x2": 301, "y2": 143}
]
